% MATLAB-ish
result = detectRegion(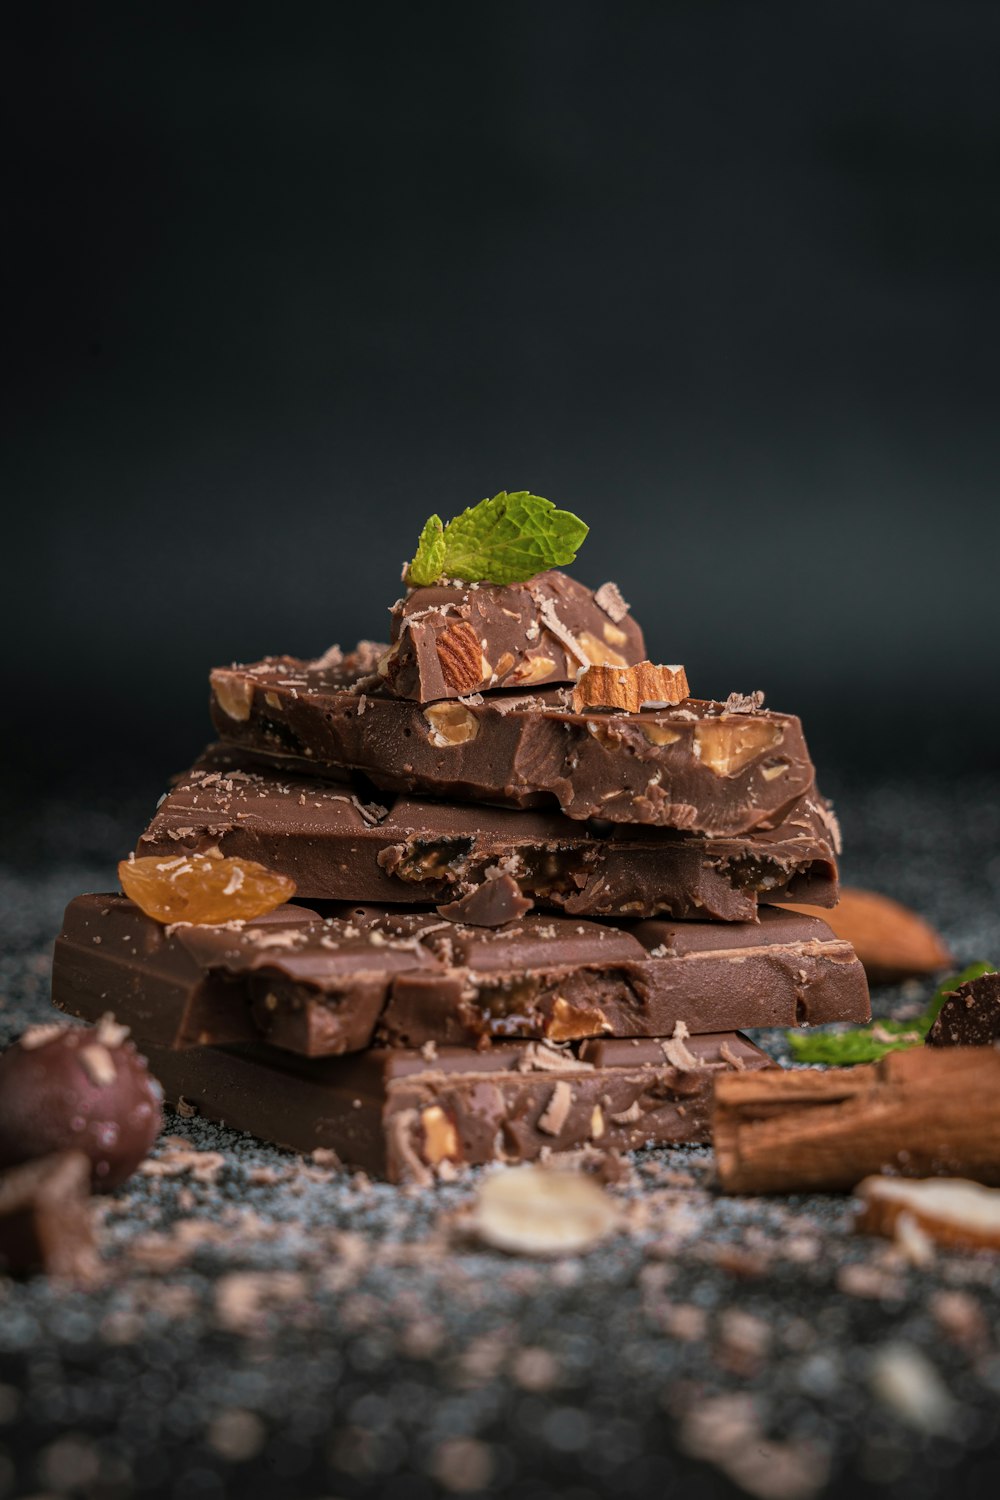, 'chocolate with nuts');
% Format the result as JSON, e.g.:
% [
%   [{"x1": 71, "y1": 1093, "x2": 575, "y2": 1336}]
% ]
[
  {"x1": 137, "y1": 746, "x2": 840, "y2": 922},
  {"x1": 53, "y1": 895, "x2": 869, "y2": 1058},
  {"x1": 209, "y1": 650, "x2": 816, "y2": 835},
  {"x1": 140, "y1": 1030, "x2": 771, "y2": 1181},
  {"x1": 378, "y1": 570, "x2": 646, "y2": 701},
  {"x1": 926, "y1": 970, "x2": 1000, "y2": 1047},
  {"x1": 0, "y1": 1021, "x2": 163, "y2": 1190}
]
